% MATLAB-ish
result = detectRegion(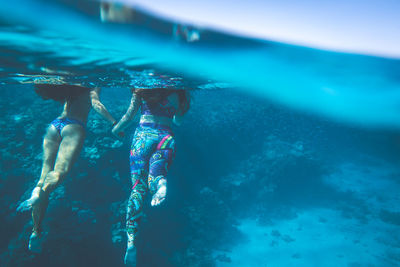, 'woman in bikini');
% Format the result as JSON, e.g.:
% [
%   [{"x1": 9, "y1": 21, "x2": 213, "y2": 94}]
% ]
[
  {"x1": 112, "y1": 88, "x2": 190, "y2": 266},
  {"x1": 17, "y1": 84, "x2": 117, "y2": 253}
]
